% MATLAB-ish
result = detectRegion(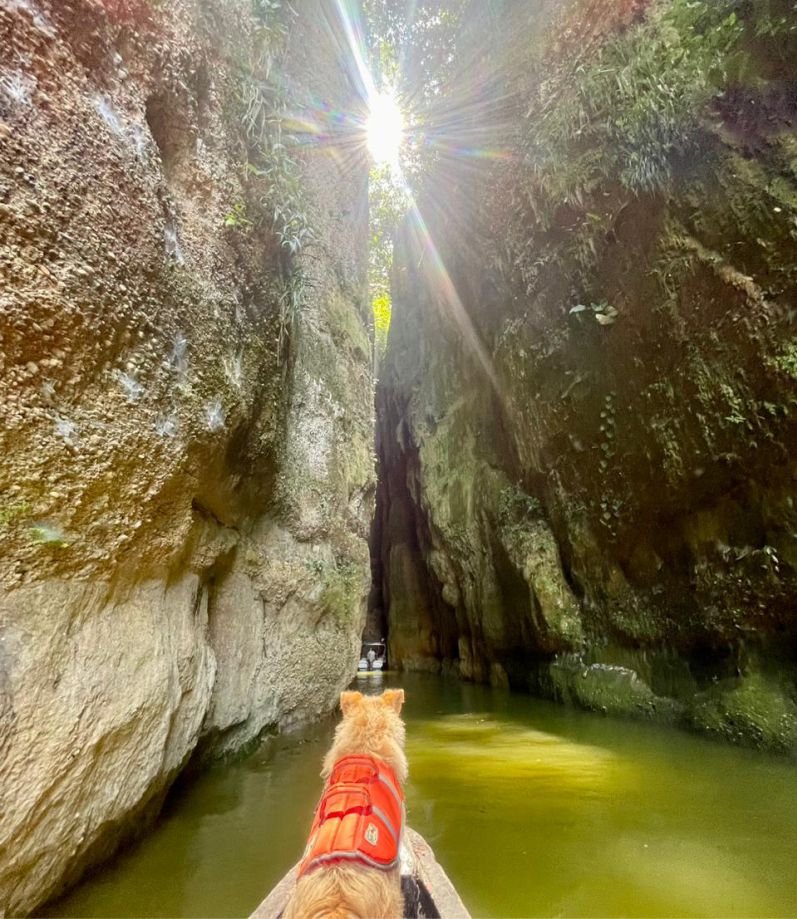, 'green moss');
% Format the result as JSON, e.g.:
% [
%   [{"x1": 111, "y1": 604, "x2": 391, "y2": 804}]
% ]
[
  {"x1": 497, "y1": 483, "x2": 543, "y2": 532},
  {"x1": 327, "y1": 289, "x2": 371, "y2": 361},
  {"x1": 319, "y1": 557, "x2": 366, "y2": 624},
  {"x1": 605, "y1": 596, "x2": 668, "y2": 645},
  {"x1": 549, "y1": 655, "x2": 682, "y2": 723},
  {"x1": 689, "y1": 672, "x2": 797, "y2": 754},
  {"x1": 0, "y1": 499, "x2": 31, "y2": 530},
  {"x1": 28, "y1": 524, "x2": 71, "y2": 548}
]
